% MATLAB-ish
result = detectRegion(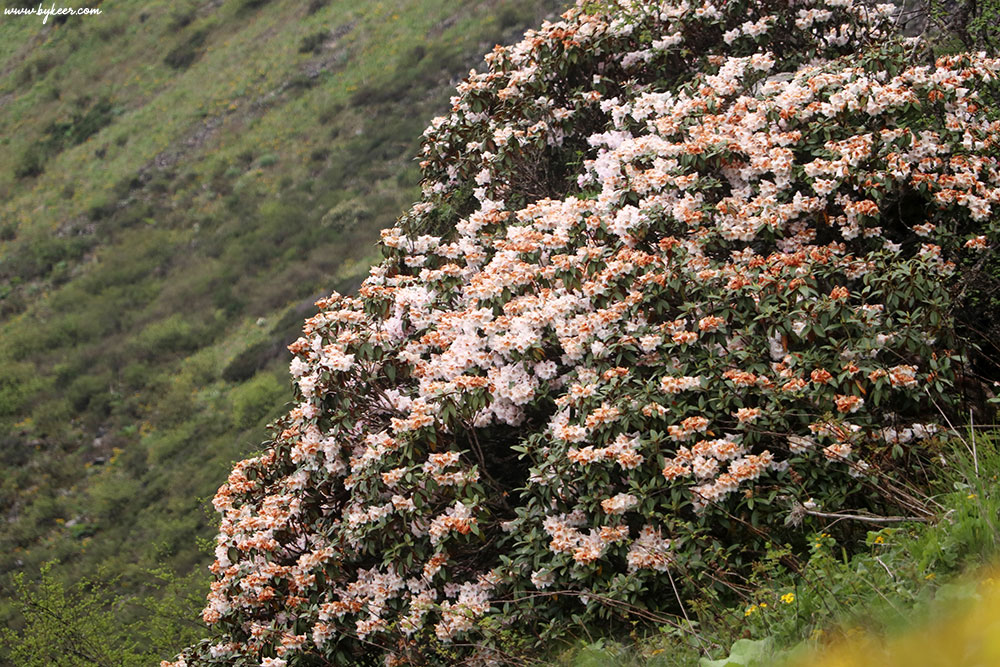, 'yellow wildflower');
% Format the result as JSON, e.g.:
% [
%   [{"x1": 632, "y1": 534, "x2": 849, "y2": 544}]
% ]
[{"x1": 781, "y1": 592, "x2": 796, "y2": 604}]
